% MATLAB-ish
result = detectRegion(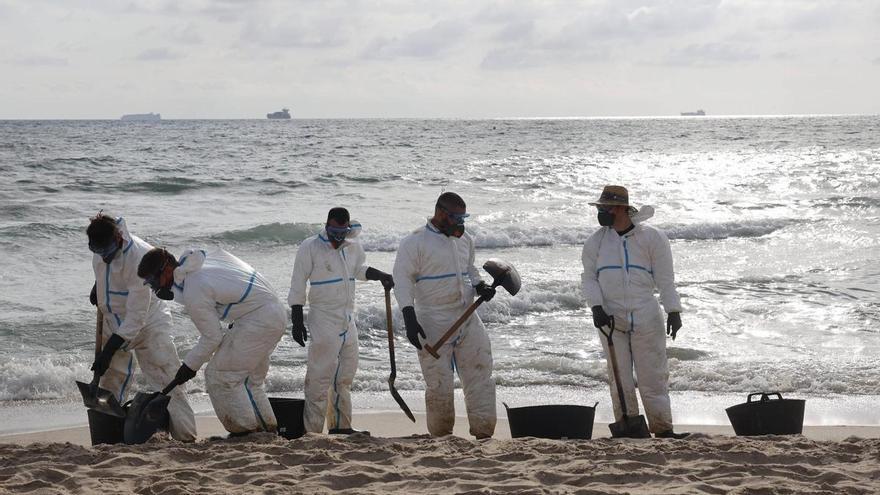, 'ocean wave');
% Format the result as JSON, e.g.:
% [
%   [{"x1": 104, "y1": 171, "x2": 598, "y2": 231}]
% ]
[
  {"x1": 661, "y1": 219, "x2": 799, "y2": 240},
  {"x1": 211, "y1": 222, "x2": 321, "y2": 244},
  {"x1": 117, "y1": 177, "x2": 227, "y2": 194},
  {"x1": 0, "y1": 222, "x2": 82, "y2": 241},
  {"x1": 203, "y1": 218, "x2": 800, "y2": 250}
]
